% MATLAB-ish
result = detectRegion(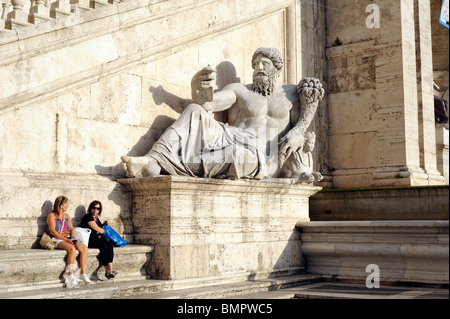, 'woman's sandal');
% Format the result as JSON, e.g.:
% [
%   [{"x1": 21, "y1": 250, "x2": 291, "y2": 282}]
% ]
[
  {"x1": 105, "y1": 272, "x2": 115, "y2": 279},
  {"x1": 105, "y1": 270, "x2": 118, "y2": 279}
]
